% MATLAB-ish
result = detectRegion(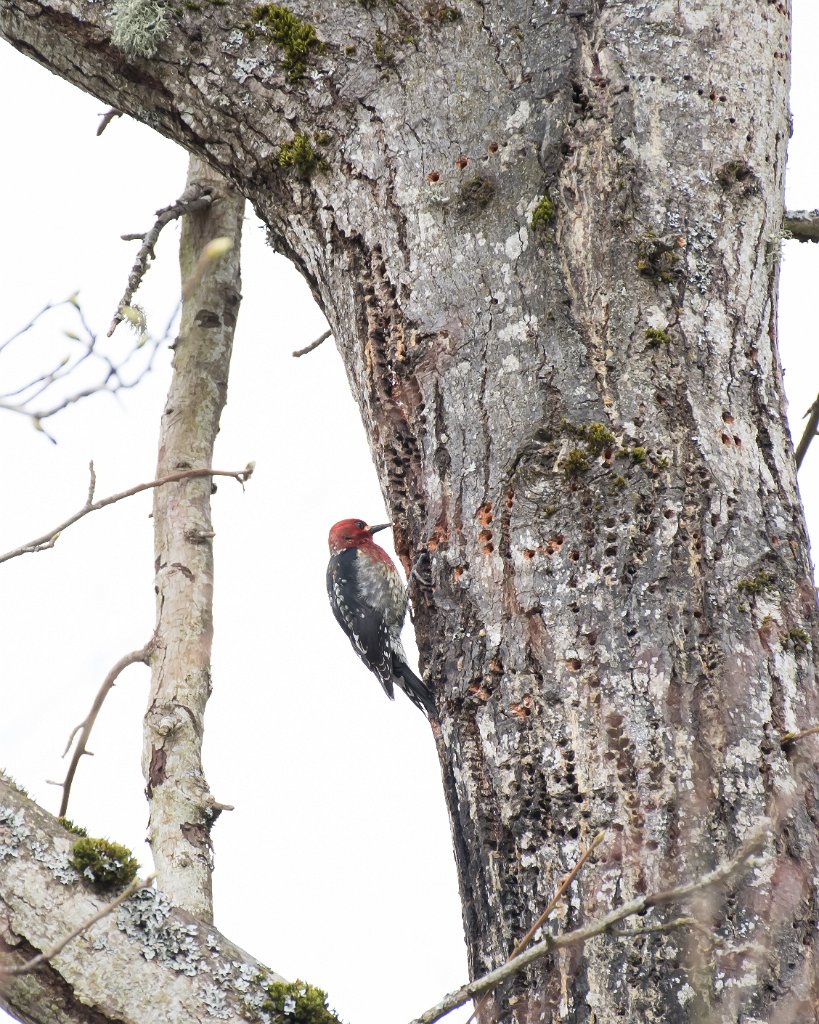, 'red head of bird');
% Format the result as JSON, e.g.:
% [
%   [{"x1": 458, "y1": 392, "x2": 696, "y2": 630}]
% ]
[{"x1": 327, "y1": 518, "x2": 391, "y2": 556}]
